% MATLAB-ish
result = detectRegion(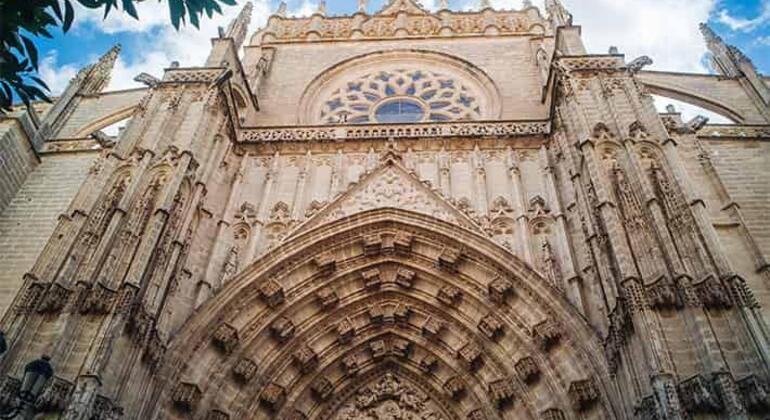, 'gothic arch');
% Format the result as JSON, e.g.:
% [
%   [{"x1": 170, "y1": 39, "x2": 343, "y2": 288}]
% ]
[
  {"x1": 72, "y1": 104, "x2": 137, "y2": 138},
  {"x1": 153, "y1": 209, "x2": 619, "y2": 419}
]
